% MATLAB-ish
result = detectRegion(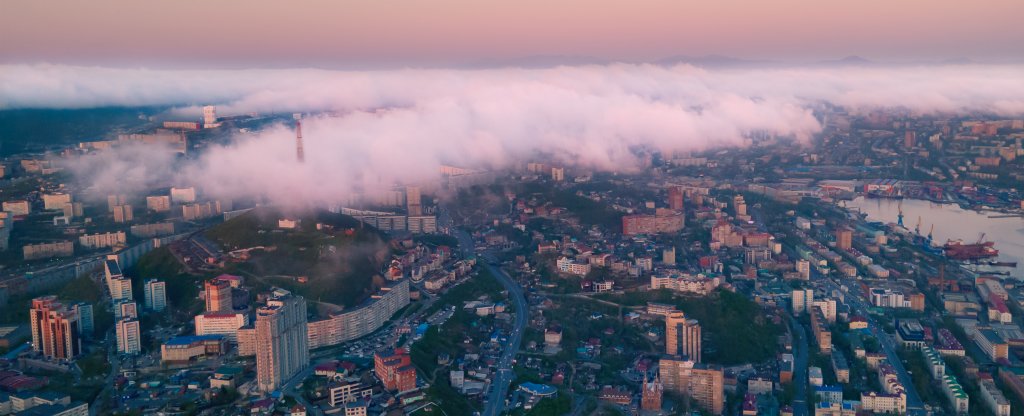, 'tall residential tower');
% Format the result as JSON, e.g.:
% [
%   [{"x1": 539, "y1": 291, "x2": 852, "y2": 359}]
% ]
[{"x1": 255, "y1": 289, "x2": 309, "y2": 392}]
